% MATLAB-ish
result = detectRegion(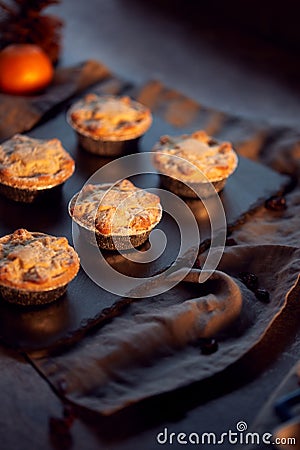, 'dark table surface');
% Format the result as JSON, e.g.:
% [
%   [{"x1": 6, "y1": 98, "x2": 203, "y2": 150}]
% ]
[{"x1": 1, "y1": 1, "x2": 300, "y2": 449}]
